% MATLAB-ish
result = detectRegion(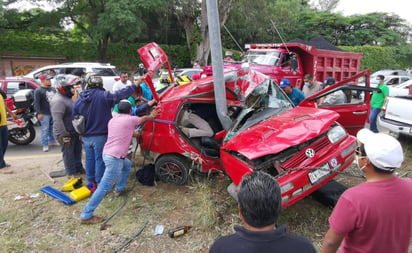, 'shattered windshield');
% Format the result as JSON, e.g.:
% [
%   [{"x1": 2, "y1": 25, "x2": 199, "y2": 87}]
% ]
[
  {"x1": 241, "y1": 51, "x2": 281, "y2": 66},
  {"x1": 224, "y1": 79, "x2": 293, "y2": 142}
]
